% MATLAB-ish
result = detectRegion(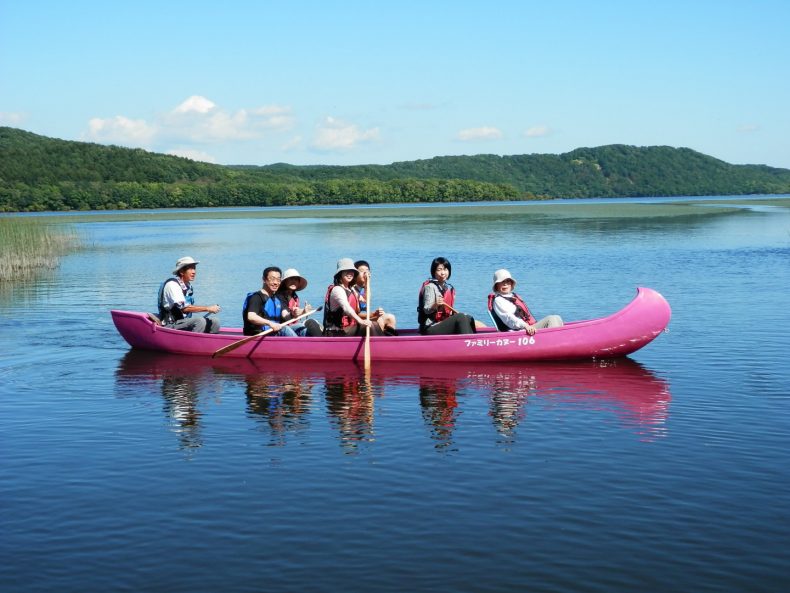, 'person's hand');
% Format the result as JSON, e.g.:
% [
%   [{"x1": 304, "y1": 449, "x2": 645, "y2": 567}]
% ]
[
  {"x1": 269, "y1": 322, "x2": 282, "y2": 332},
  {"x1": 435, "y1": 295, "x2": 444, "y2": 308},
  {"x1": 281, "y1": 309, "x2": 292, "y2": 320},
  {"x1": 360, "y1": 319, "x2": 373, "y2": 328},
  {"x1": 525, "y1": 325, "x2": 536, "y2": 336},
  {"x1": 208, "y1": 304, "x2": 221, "y2": 314}
]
